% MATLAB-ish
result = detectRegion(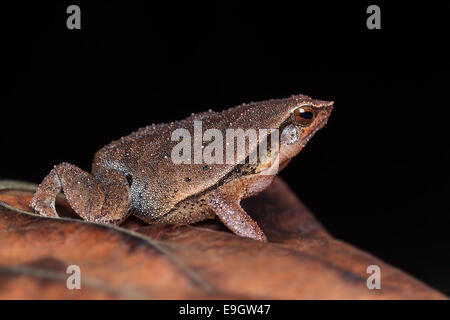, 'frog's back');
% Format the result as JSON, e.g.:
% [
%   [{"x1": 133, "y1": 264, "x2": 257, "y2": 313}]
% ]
[{"x1": 92, "y1": 96, "x2": 304, "y2": 220}]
